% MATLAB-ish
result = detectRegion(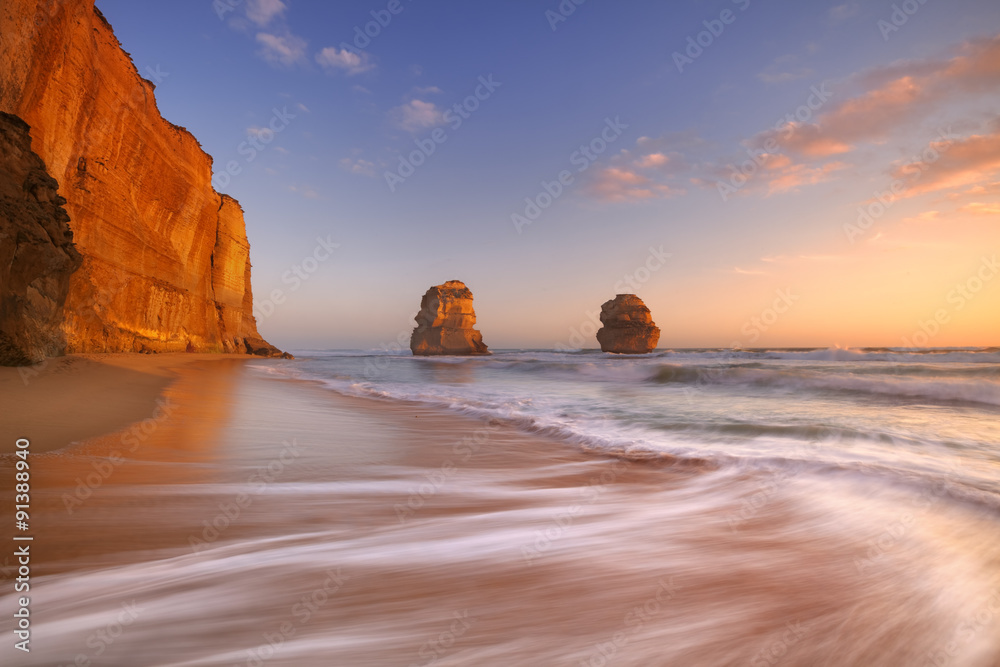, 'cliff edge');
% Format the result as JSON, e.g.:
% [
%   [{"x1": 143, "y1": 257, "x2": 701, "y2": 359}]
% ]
[{"x1": 0, "y1": 0, "x2": 285, "y2": 358}]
